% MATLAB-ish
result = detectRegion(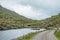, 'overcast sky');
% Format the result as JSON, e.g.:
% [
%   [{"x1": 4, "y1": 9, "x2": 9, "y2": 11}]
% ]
[{"x1": 0, "y1": 0, "x2": 60, "y2": 20}]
